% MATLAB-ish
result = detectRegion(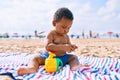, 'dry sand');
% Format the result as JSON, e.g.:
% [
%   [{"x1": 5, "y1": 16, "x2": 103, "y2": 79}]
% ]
[{"x1": 0, "y1": 38, "x2": 120, "y2": 58}]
